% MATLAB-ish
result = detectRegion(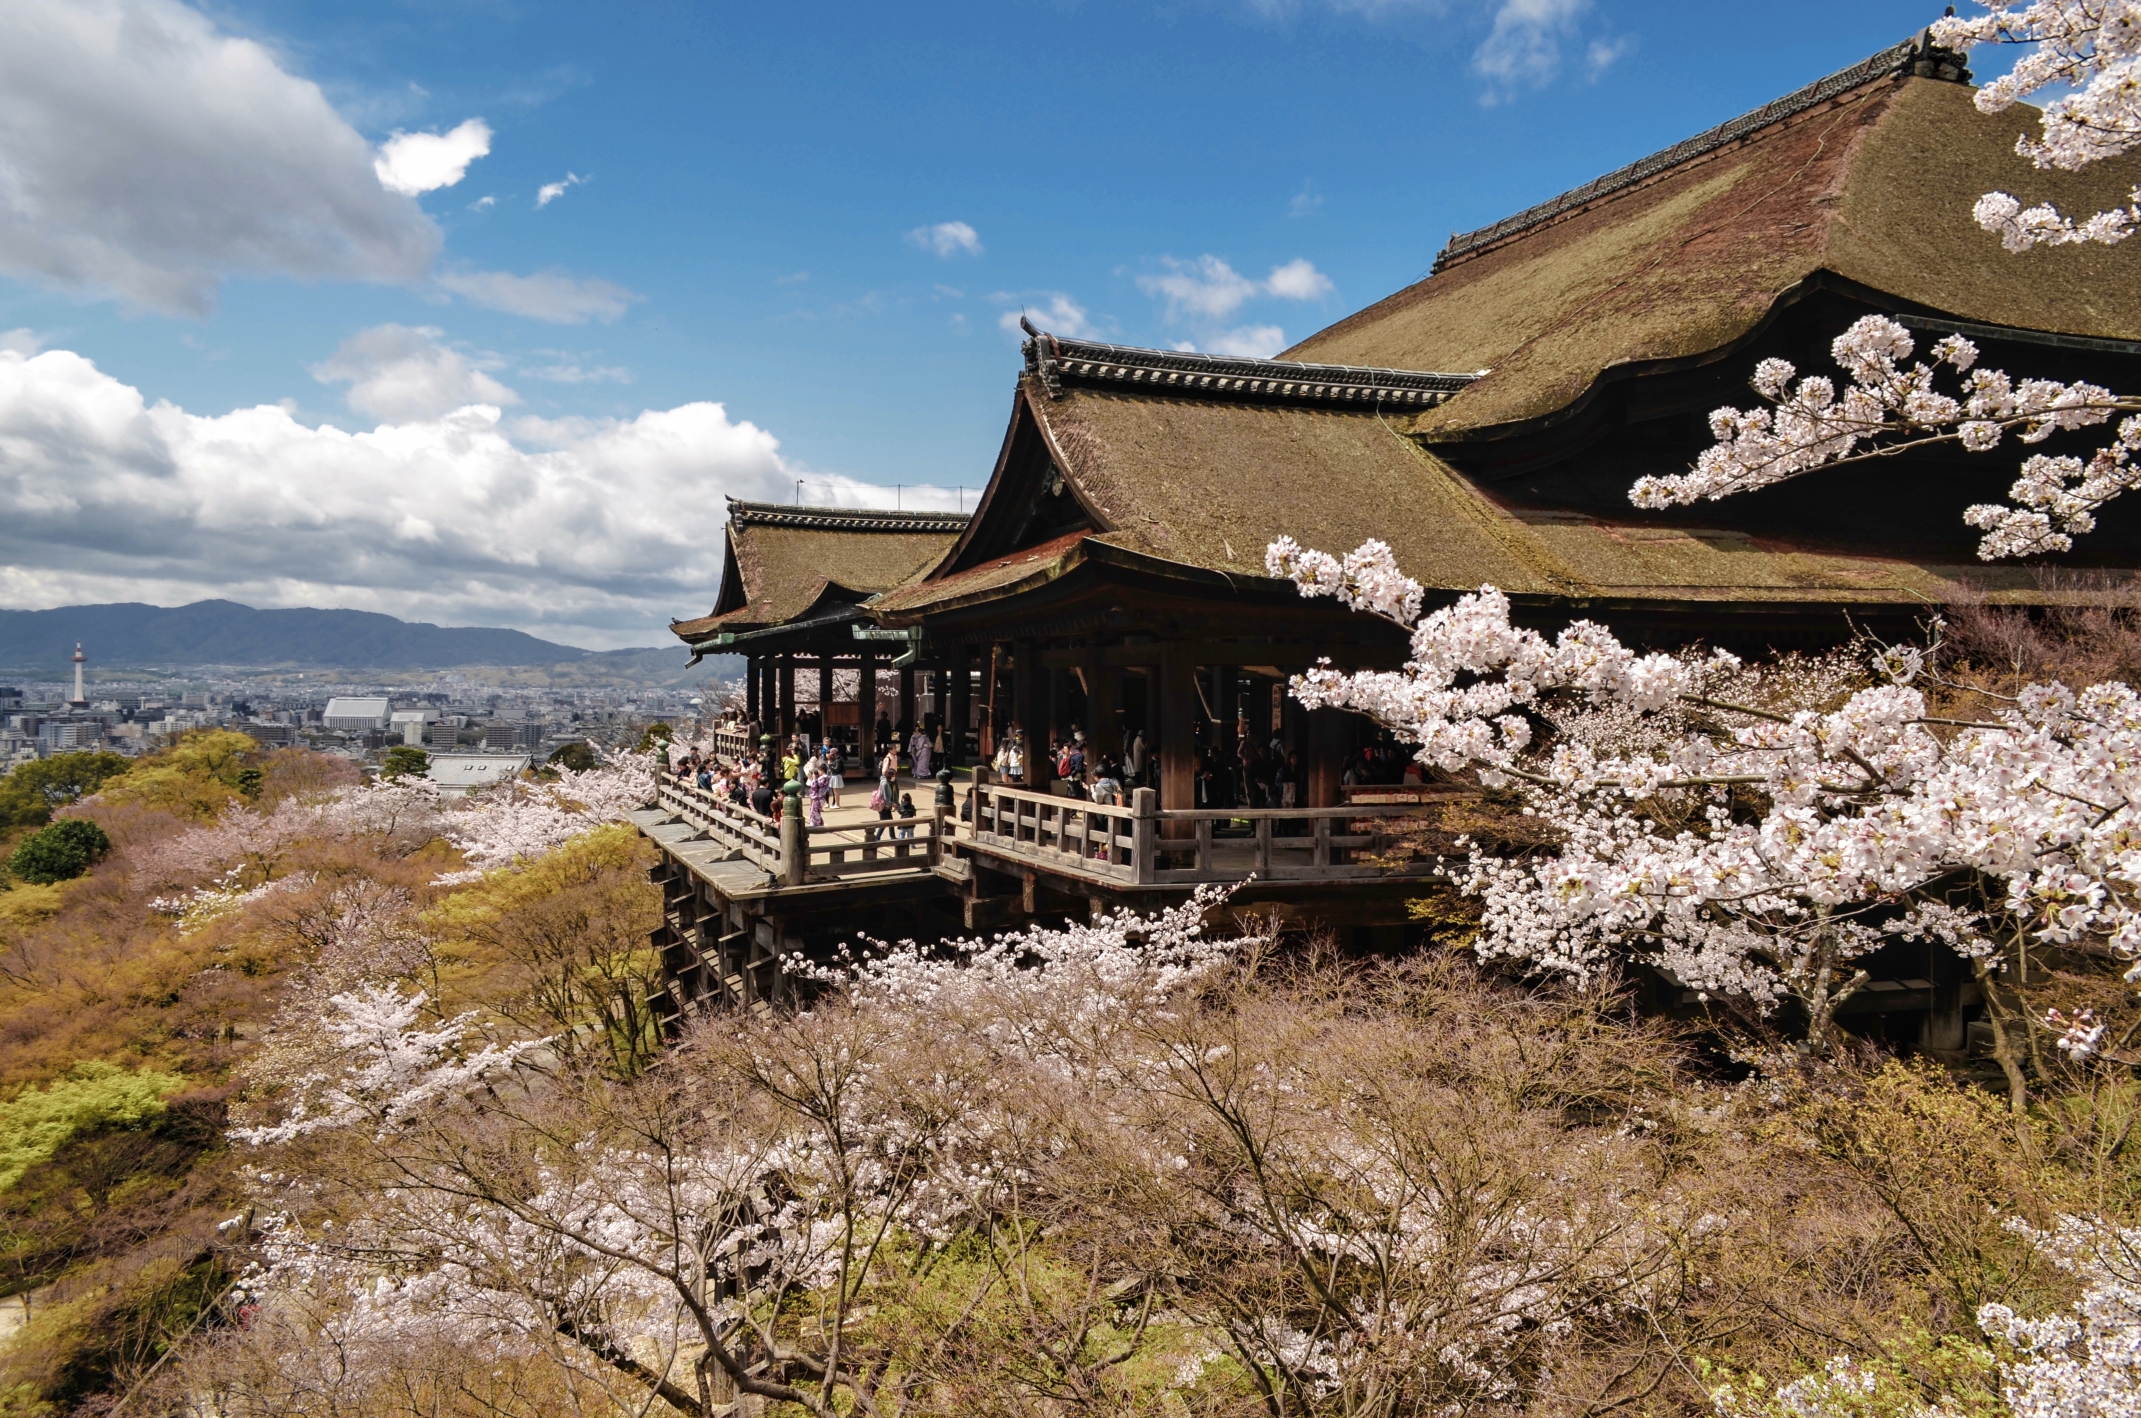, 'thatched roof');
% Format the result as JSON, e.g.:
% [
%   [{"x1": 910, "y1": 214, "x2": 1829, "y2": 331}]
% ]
[
  {"x1": 671, "y1": 500, "x2": 967, "y2": 645},
  {"x1": 1286, "y1": 44, "x2": 2141, "y2": 439},
  {"x1": 876, "y1": 376, "x2": 2086, "y2": 624}
]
